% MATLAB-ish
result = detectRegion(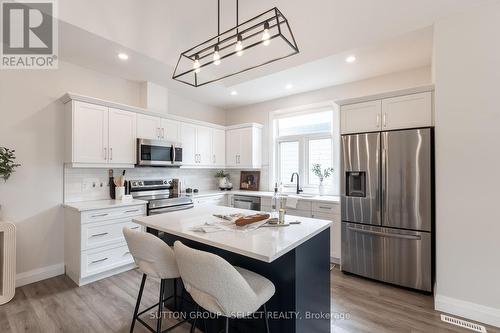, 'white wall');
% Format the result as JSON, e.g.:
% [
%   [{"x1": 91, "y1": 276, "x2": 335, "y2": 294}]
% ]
[
  {"x1": 226, "y1": 66, "x2": 432, "y2": 191},
  {"x1": 169, "y1": 92, "x2": 226, "y2": 125},
  {"x1": 0, "y1": 60, "x2": 224, "y2": 285},
  {"x1": 433, "y1": 3, "x2": 500, "y2": 327}
]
